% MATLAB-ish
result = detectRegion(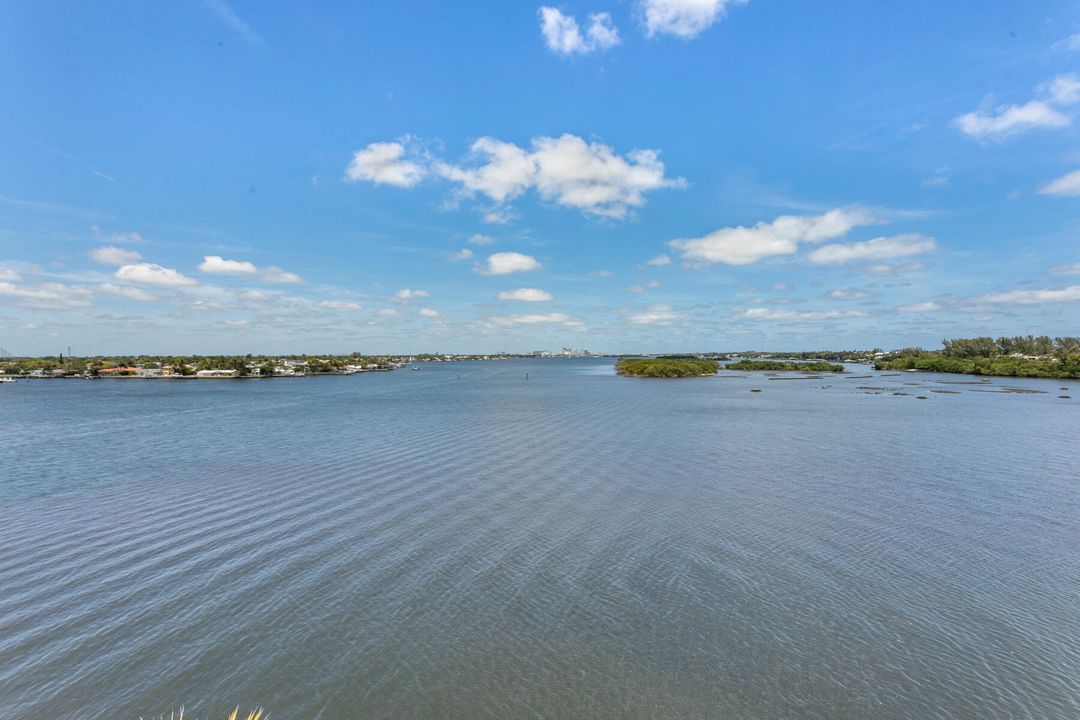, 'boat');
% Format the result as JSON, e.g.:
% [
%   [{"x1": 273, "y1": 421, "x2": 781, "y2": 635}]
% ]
[{"x1": 0, "y1": 377, "x2": 15, "y2": 383}]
